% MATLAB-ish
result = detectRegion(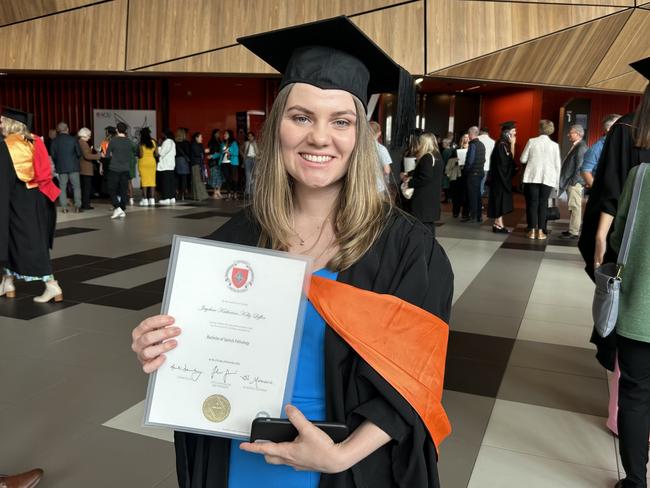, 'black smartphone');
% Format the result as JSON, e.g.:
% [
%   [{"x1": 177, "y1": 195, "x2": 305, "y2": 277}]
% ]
[{"x1": 250, "y1": 417, "x2": 349, "y2": 443}]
